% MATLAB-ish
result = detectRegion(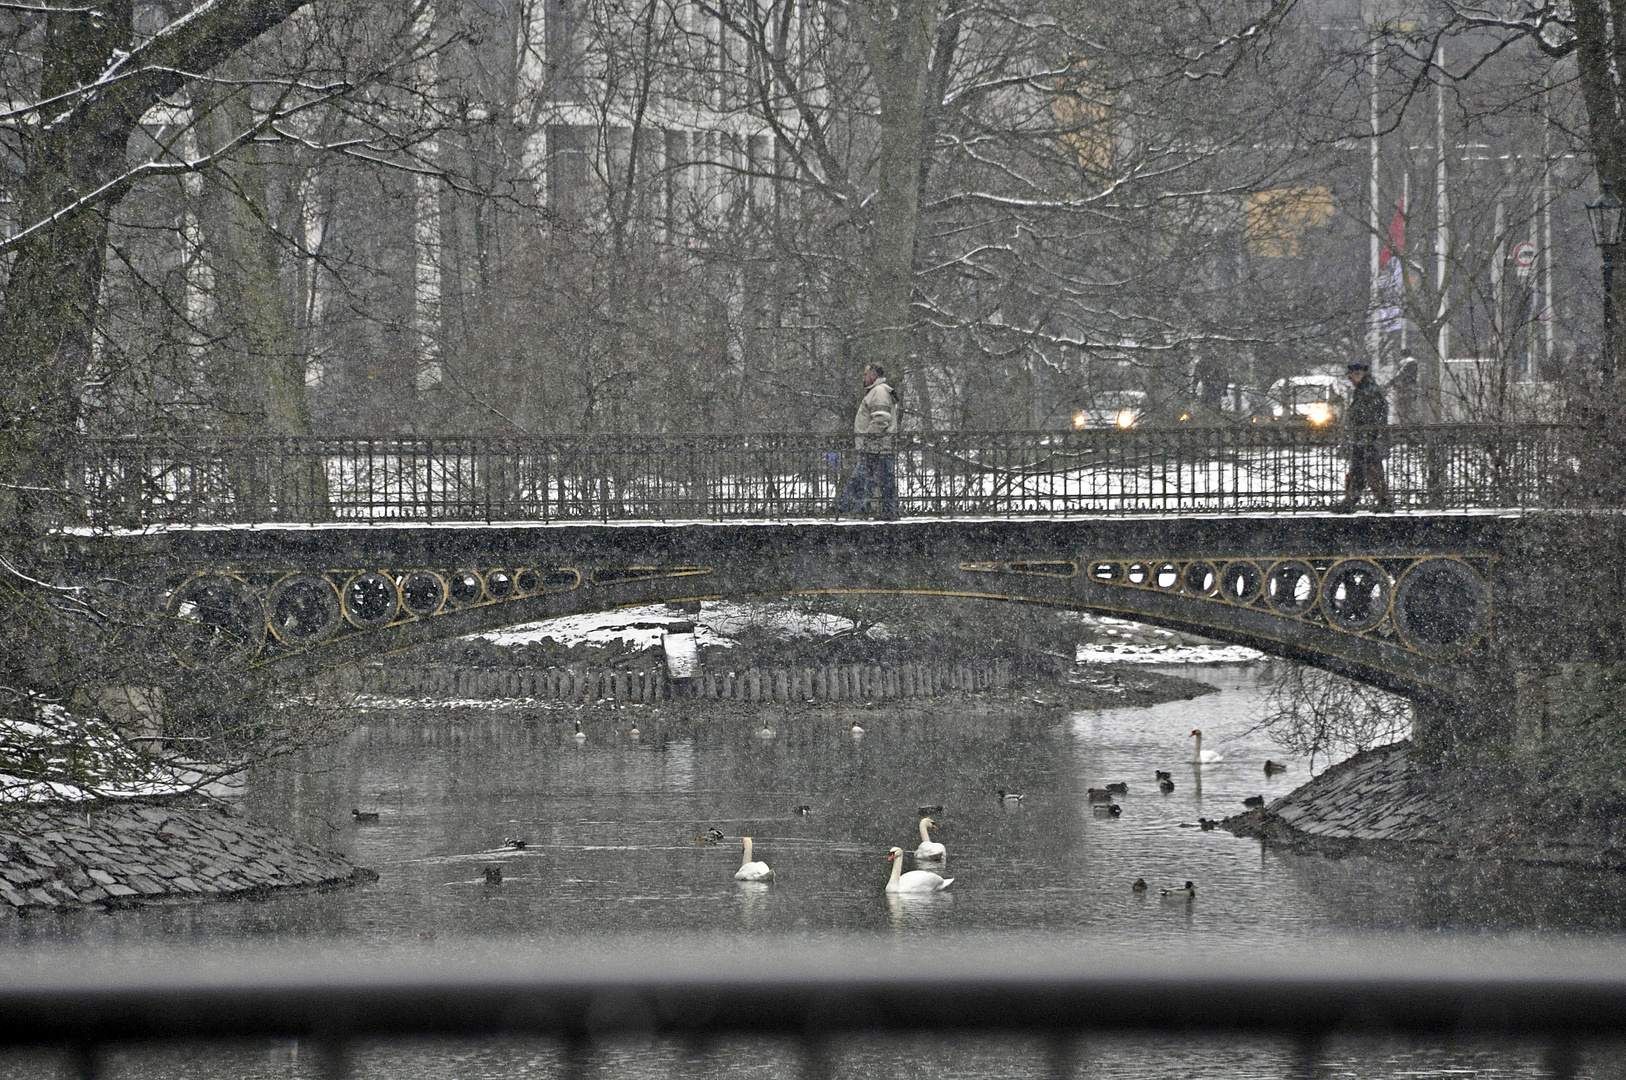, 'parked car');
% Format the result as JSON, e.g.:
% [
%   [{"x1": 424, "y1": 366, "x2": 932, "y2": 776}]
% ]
[
  {"x1": 1070, "y1": 390, "x2": 1147, "y2": 429},
  {"x1": 1267, "y1": 375, "x2": 1346, "y2": 425}
]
